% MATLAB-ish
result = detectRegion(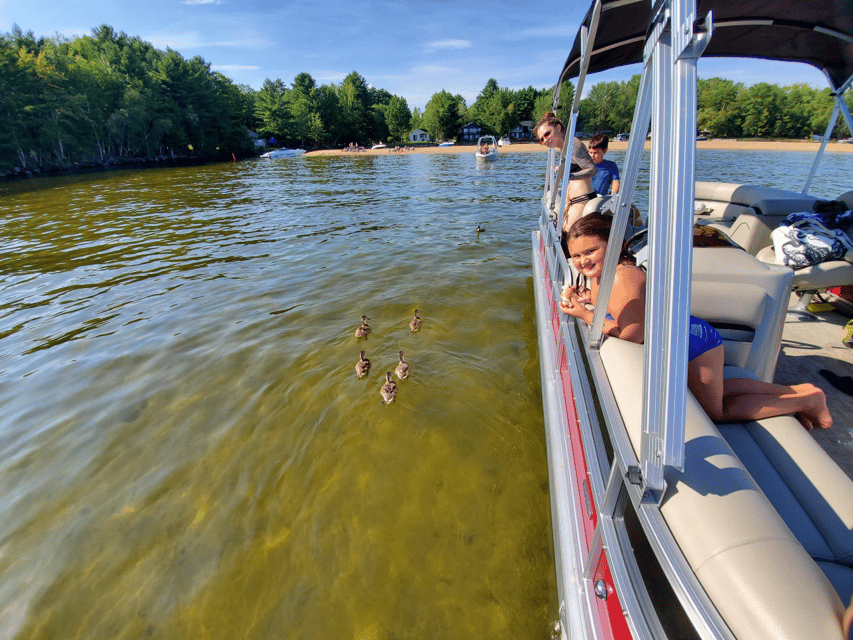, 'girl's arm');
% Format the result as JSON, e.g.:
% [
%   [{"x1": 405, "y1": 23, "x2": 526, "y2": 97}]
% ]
[{"x1": 606, "y1": 267, "x2": 645, "y2": 343}]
